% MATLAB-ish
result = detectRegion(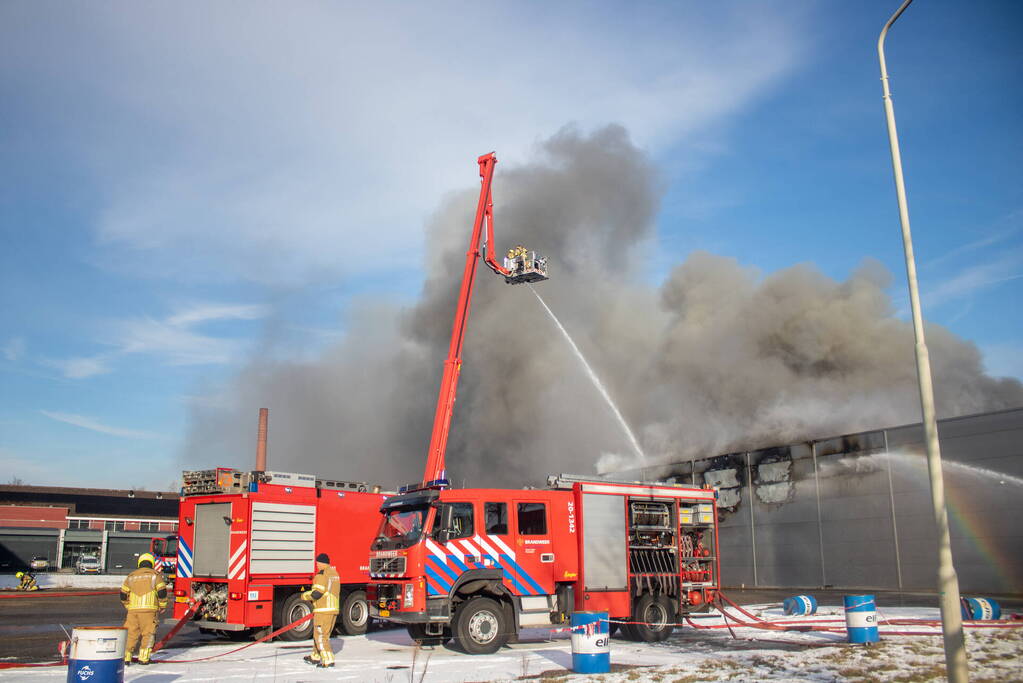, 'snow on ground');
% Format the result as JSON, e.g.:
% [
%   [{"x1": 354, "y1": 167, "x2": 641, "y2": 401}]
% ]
[
  {"x1": 6, "y1": 605, "x2": 1022, "y2": 682},
  {"x1": 0, "y1": 573, "x2": 124, "y2": 590}
]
